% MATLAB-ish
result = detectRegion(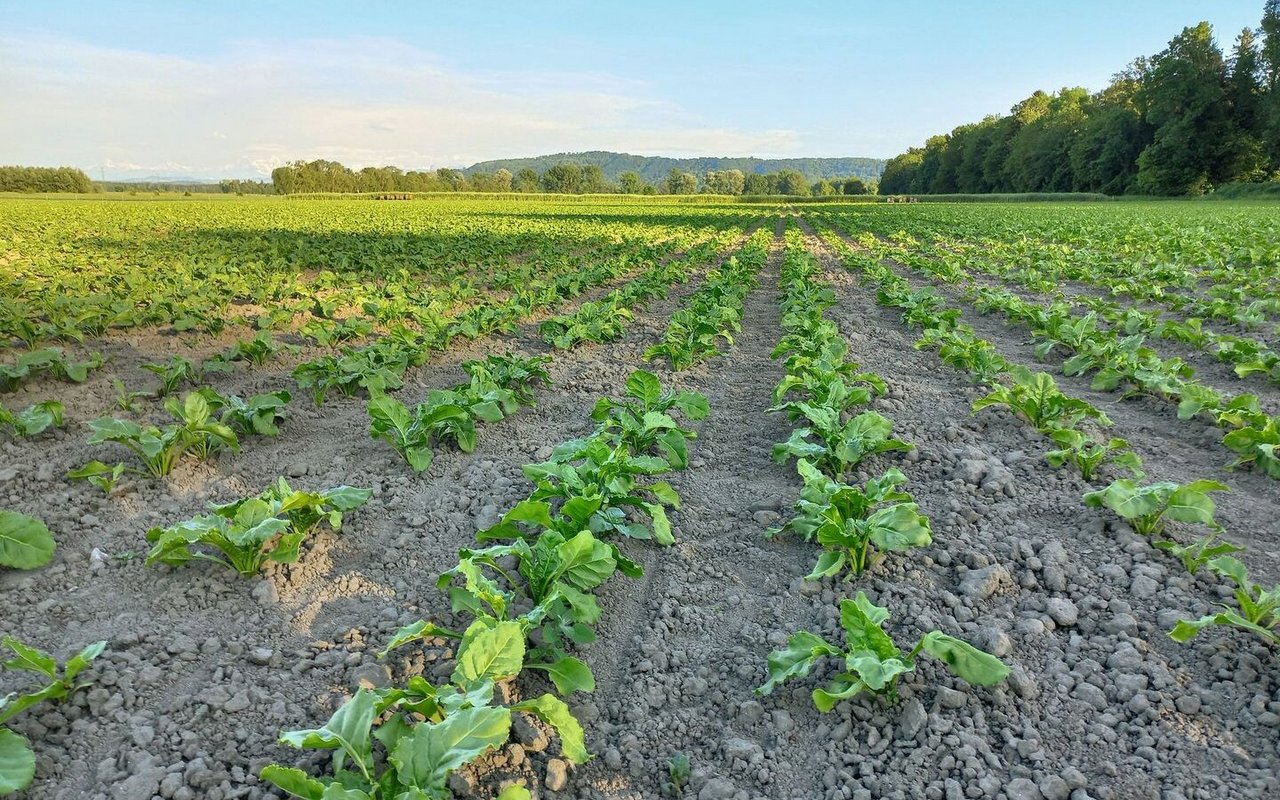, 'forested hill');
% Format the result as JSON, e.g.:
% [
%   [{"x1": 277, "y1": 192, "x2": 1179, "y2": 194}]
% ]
[{"x1": 462, "y1": 151, "x2": 886, "y2": 184}]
